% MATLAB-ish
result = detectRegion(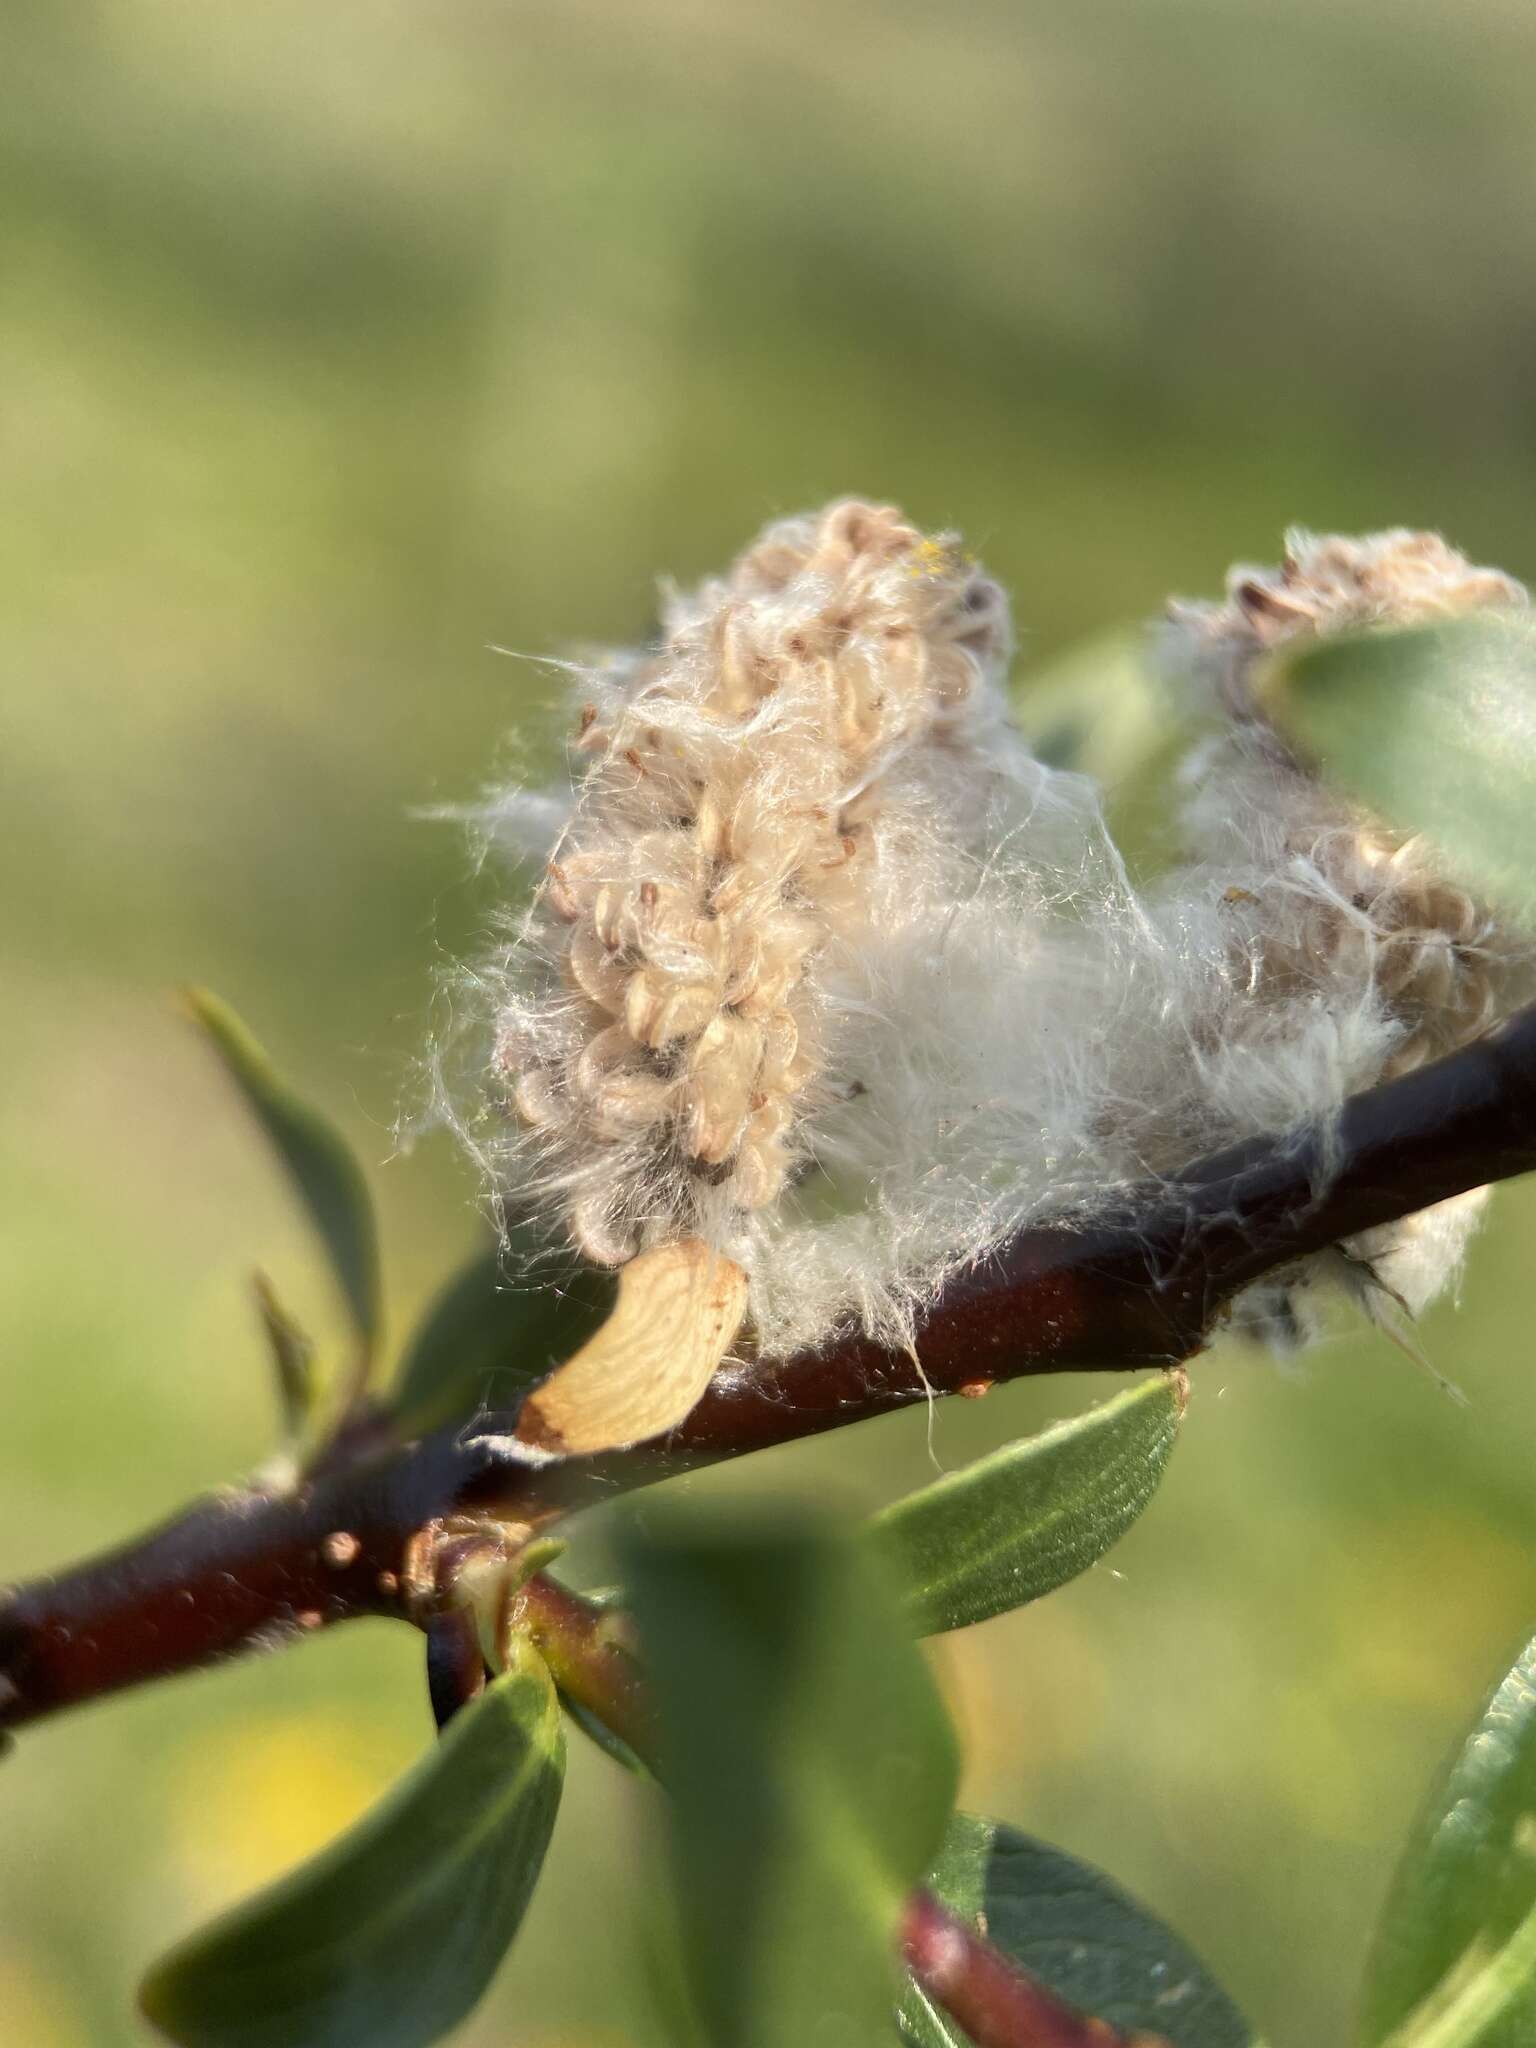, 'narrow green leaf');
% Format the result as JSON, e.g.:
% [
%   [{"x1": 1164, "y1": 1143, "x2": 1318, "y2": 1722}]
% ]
[
  {"x1": 251, "y1": 1271, "x2": 317, "y2": 1445},
  {"x1": 623, "y1": 1510, "x2": 960, "y2": 2048},
  {"x1": 186, "y1": 989, "x2": 383, "y2": 1369},
  {"x1": 1359, "y1": 1632, "x2": 1536, "y2": 2048},
  {"x1": 900, "y1": 1813, "x2": 1257, "y2": 2048},
  {"x1": 140, "y1": 1637, "x2": 565, "y2": 2048},
  {"x1": 1262, "y1": 615, "x2": 1536, "y2": 921},
  {"x1": 868, "y1": 1374, "x2": 1184, "y2": 1636},
  {"x1": 388, "y1": 1234, "x2": 615, "y2": 1437}
]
